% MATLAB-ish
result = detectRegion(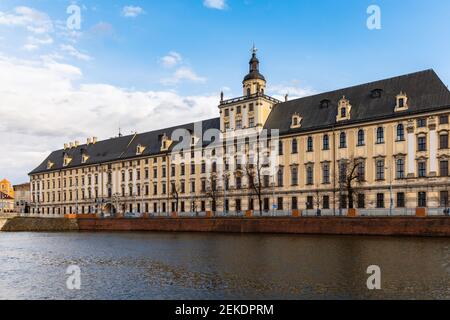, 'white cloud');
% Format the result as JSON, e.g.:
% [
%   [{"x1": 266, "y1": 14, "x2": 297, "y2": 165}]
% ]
[
  {"x1": 60, "y1": 44, "x2": 93, "y2": 61},
  {"x1": 203, "y1": 0, "x2": 227, "y2": 10},
  {"x1": 0, "y1": 54, "x2": 218, "y2": 184},
  {"x1": 121, "y1": 6, "x2": 145, "y2": 17},
  {"x1": 0, "y1": 6, "x2": 53, "y2": 34},
  {"x1": 269, "y1": 84, "x2": 316, "y2": 101},
  {"x1": 160, "y1": 51, "x2": 182, "y2": 68},
  {"x1": 161, "y1": 67, "x2": 207, "y2": 85},
  {"x1": 23, "y1": 44, "x2": 39, "y2": 51}
]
